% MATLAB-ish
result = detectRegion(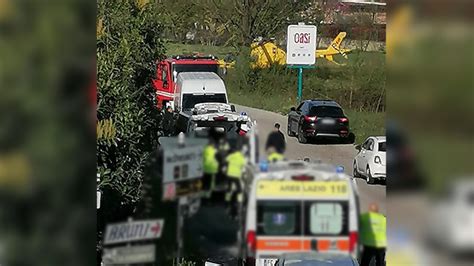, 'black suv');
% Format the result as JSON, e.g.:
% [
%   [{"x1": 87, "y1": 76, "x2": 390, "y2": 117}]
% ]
[{"x1": 287, "y1": 99, "x2": 353, "y2": 143}]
